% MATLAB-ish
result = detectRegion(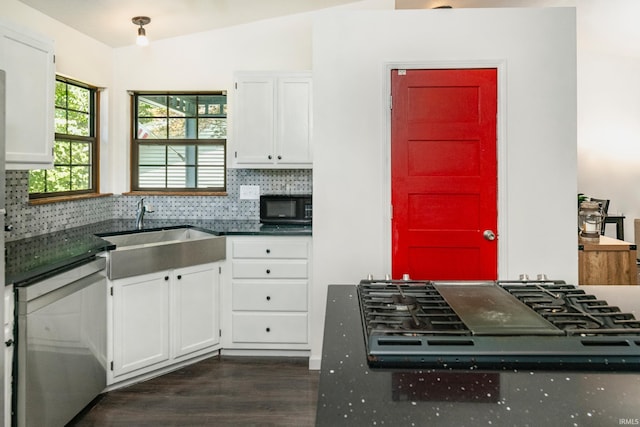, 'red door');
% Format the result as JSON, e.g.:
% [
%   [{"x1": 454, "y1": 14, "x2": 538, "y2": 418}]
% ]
[{"x1": 391, "y1": 68, "x2": 497, "y2": 280}]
